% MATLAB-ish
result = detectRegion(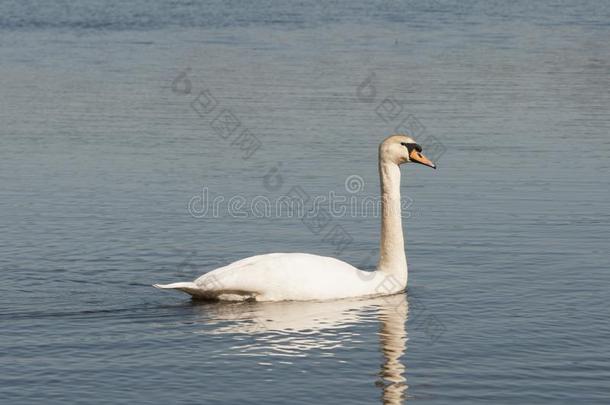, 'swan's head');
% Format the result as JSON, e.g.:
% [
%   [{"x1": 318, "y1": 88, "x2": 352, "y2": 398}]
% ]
[{"x1": 379, "y1": 134, "x2": 437, "y2": 169}]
